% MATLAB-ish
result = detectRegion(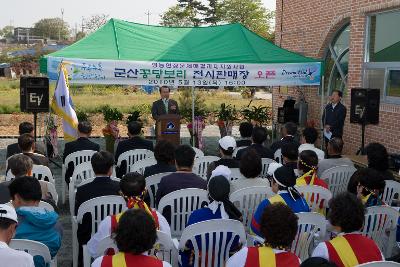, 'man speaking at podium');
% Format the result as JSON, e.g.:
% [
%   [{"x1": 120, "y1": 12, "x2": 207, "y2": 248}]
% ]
[{"x1": 151, "y1": 86, "x2": 180, "y2": 120}]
